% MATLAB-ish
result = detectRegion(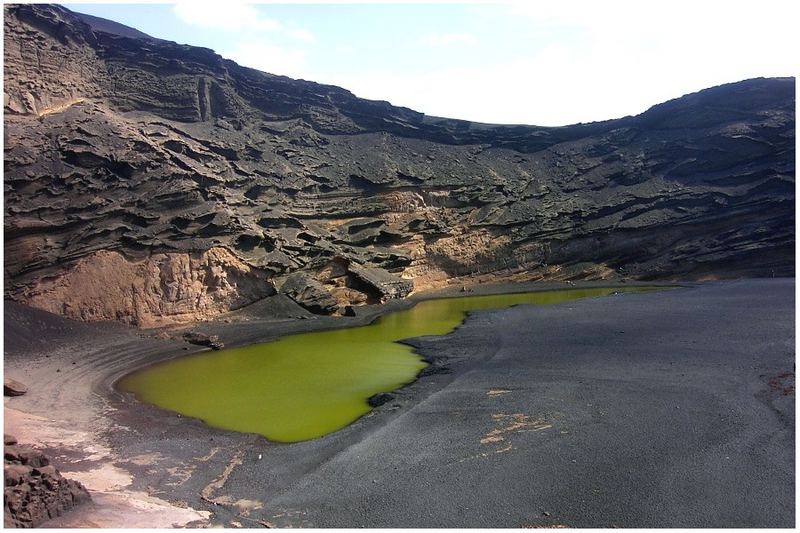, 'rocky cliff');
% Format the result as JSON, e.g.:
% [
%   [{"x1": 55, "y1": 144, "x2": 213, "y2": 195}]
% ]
[{"x1": 3, "y1": 4, "x2": 795, "y2": 326}]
